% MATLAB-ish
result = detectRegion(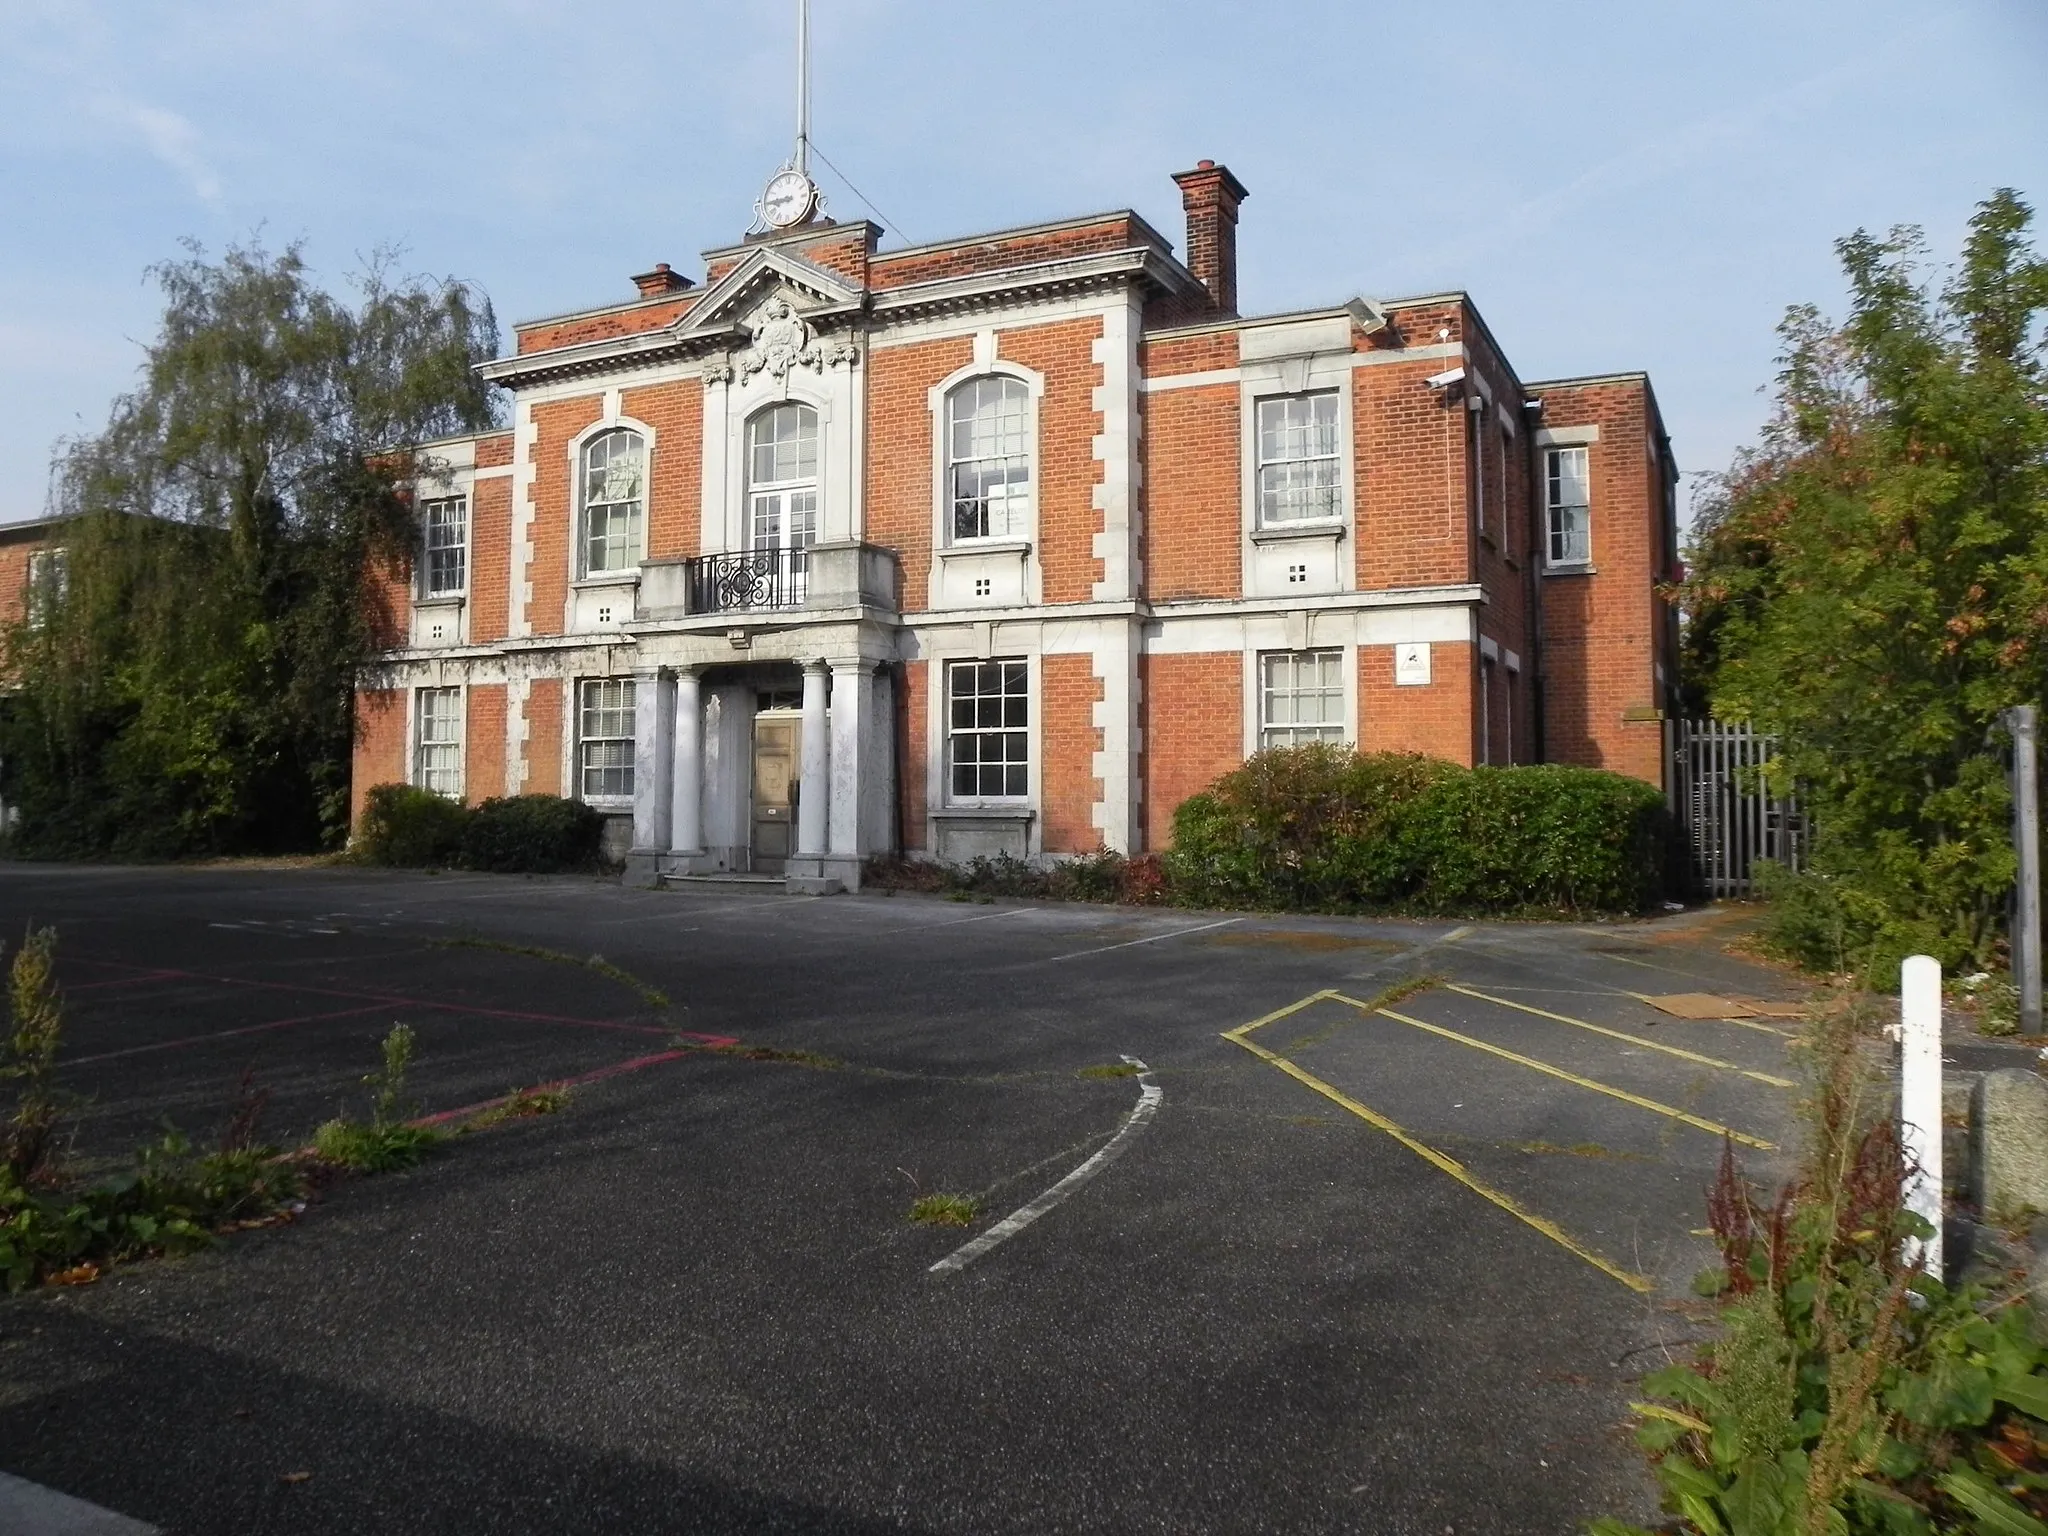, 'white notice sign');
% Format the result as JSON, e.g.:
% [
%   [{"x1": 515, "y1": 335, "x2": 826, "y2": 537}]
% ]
[{"x1": 1394, "y1": 642, "x2": 1432, "y2": 686}]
